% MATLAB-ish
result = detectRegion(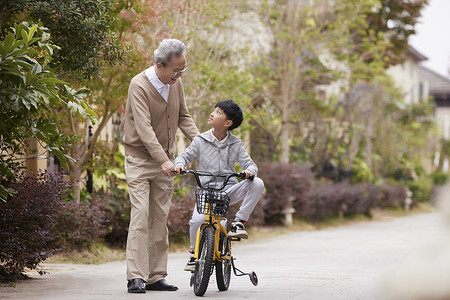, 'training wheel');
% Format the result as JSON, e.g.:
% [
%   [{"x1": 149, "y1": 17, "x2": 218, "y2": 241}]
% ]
[
  {"x1": 190, "y1": 273, "x2": 194, "y2": 287},
  {"x1": 250, "y1": 271, "x2": 258, "y2": 286}
]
